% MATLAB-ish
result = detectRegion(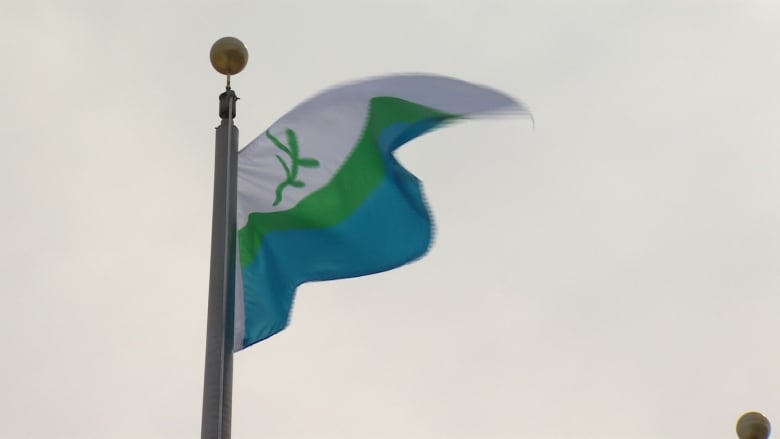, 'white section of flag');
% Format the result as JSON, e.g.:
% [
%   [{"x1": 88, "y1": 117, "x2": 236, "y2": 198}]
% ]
[{"x1": 236, "y1": 74, "x2": 525, "y2": 229}]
